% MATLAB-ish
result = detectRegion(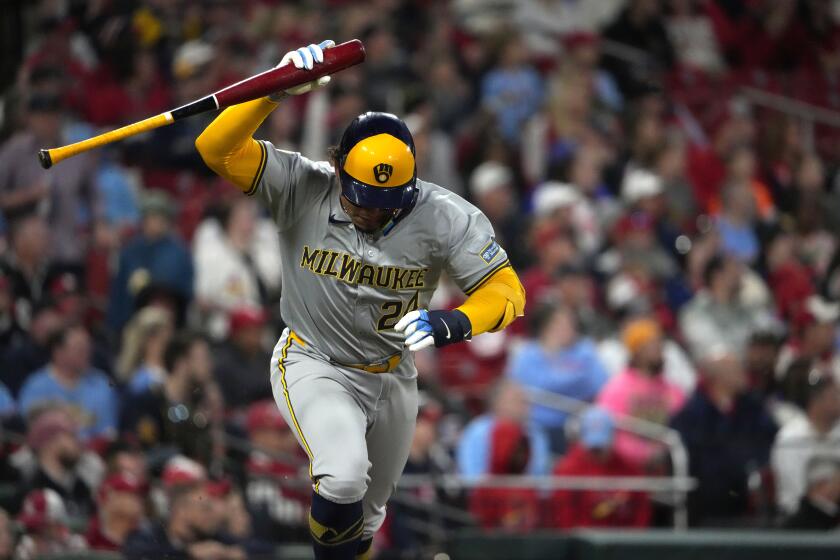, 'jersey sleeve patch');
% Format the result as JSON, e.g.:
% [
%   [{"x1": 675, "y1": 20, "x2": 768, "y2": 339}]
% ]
[{"x1": 480, "y1": 238, "x2": 501, "y2": 264}]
